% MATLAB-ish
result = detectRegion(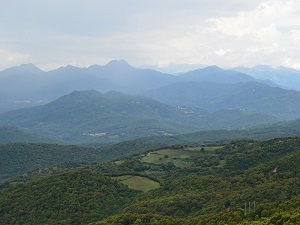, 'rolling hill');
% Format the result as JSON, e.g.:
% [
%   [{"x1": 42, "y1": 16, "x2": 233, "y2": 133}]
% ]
[
  {"x1": 1, "y1": 137, "x2": 300, "y2": 224},
  {"x1": 179, "y1": 65, "x2": 275, "y2": 86},
  {"x1": 0, "y1": 126, "x2": 51, "y2": 144},
  {"x1": 0, "y1": 143, "x2": 104, "y2": 184},
  {"x1": 235, "y1": 65, "x2": 300, "y2": 91},
  {"x1": 0, "y1": 90, "x2": 278, "y2": 143},
  {"x1": 2, "y1": 116, "x2": 300, "y2": 186},
  {"x1": 146, "y1": 81, "x2": 300, "y2": 120},
  {"x1": 0, "y1": 170, "x2": 138, "y2": 225}
]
